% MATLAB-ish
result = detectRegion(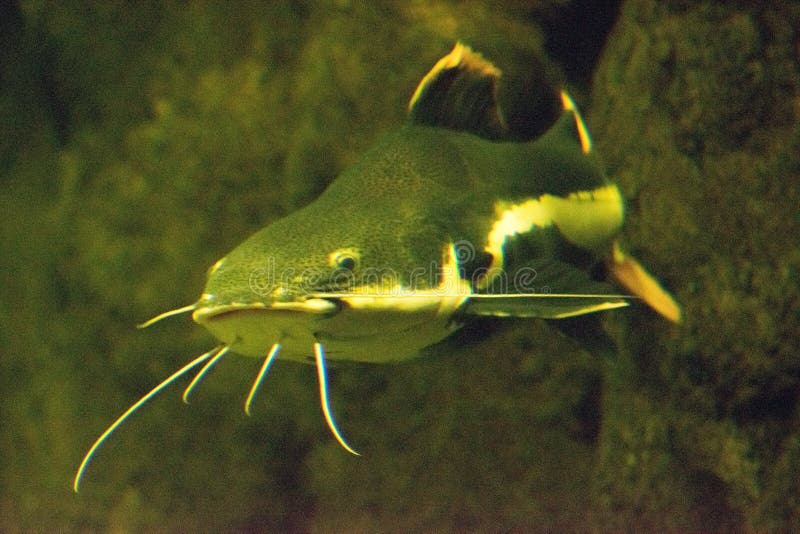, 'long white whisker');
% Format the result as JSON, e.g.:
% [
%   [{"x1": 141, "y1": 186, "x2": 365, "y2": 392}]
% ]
[
  {"x1": 73, "y1": 345, "x2": 223, "y2": 492},
  {"x1": 313, "y1": 342, "x2": 360, "y2": 456},
  {"x1": 244, "y1": 343, "x2": 281, "y2": 416},
  {"x1": 182, "y1": 346, "x2": 230, "y2": 404},
  {"x1": 137, "y1": 304, "x2": 197, "y2": 329}
]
